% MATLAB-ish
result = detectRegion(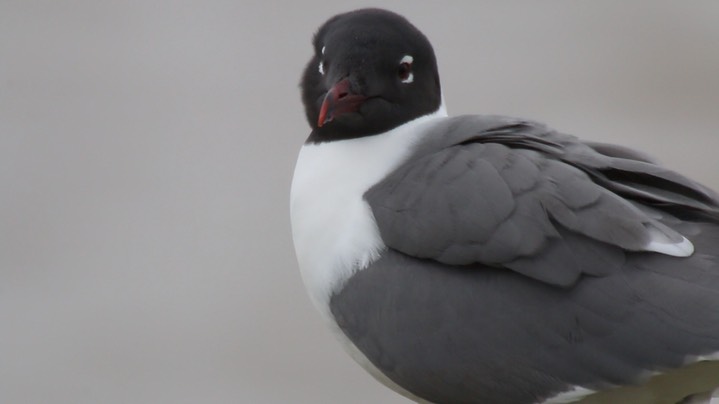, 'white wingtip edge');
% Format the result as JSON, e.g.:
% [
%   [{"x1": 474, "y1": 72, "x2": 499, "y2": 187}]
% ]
[
  {"x1": 540, "y1": 386, "x2": 595, "y2": 404},
  {"x1": 645, "y1": 236, "x2": 695, "y2": 257}
]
